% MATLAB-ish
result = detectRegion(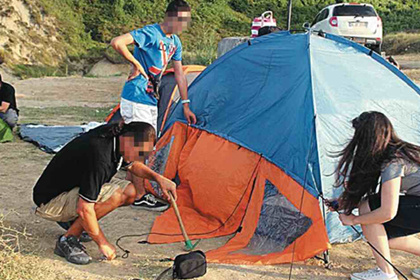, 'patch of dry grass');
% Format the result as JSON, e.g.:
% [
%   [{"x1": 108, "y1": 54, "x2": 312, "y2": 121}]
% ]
[
  {"x1": 383, "y1": 32, "x2": 420, "y2": 55},
  {"x1": 0, "y1": 212, "x2": 65, "y2": 280},
  {"x1": 403, "y1": 69, "x2": 420, "y2": 84}
]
